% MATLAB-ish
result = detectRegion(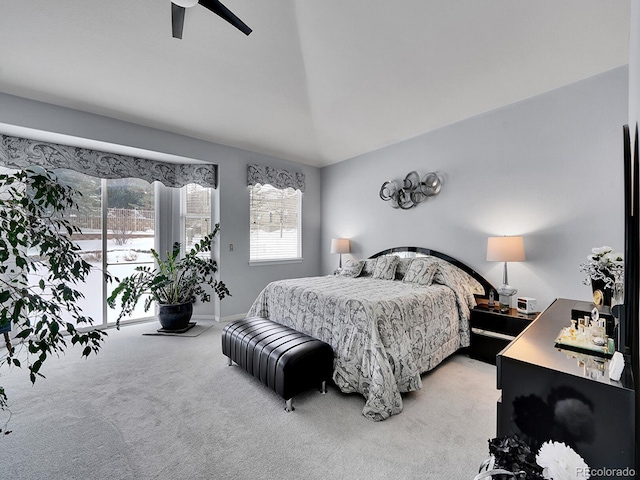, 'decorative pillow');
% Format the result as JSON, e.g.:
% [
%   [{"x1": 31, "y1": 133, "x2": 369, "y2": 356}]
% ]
[
  {"x1": 360, "y1": 258, "x2": 377, "y2": 277},
  {"x1": 433, "y1": 261, "x2": 485, "y2": 295},
  {"x1": 338, "y1": 259, "x2": 364, "y2": 277},
  {"x1": 372, "y1": 255, "x2": 399, "y2": 280},
  {"x1": 394, "y1": 258, "x2": 413, "y2": 280},
  {"x1": 402, "y1": 256, "x2": 439, "y2": 285}
]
